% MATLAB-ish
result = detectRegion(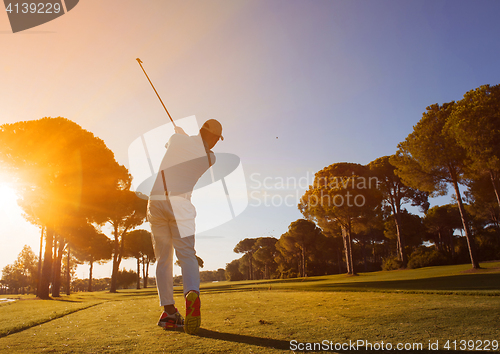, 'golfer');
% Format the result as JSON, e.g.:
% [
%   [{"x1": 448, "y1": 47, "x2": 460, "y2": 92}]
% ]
[{"x1": 147, "y1": 119, "x2": 223, "y2": 334}]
